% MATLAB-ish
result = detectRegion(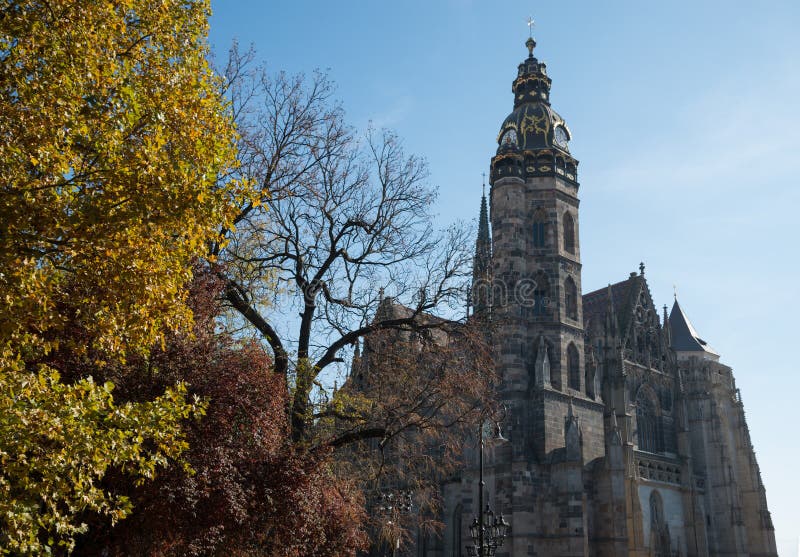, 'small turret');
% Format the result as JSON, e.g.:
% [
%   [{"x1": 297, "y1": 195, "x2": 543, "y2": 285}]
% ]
[{"x1": 668, "y1": 298, "x2": 720, "y2": 361}]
